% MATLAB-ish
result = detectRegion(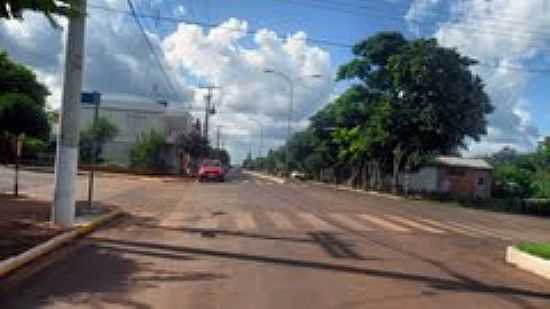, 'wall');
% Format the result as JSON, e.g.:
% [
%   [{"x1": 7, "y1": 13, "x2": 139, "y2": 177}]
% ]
[
  {"x1": 438, "y1": 167, "x2": 492, "y2": 199},
  {"x1": 401, "y1": 167, "x2": 438, "y2": 193},
  {"x1": 80, "y1": 103, "x2": 192, "y2": 169}
]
